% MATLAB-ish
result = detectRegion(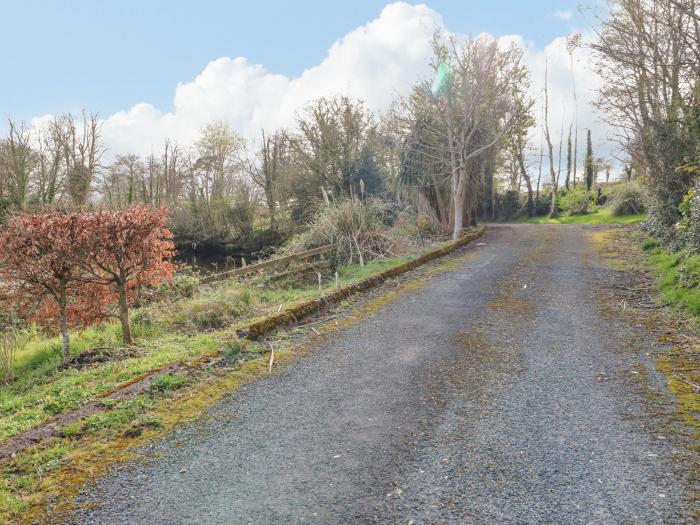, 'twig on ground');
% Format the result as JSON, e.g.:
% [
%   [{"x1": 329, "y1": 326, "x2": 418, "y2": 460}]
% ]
[
  {"x1": 301, "y1": 315, "x2": 337, "y2": 327},
  {"x1": 268, "y1": 343, "x2": 275, "y2": 375},
  {"x1": 671, "y1": 370, "x2": 700, "y2": 392}
]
